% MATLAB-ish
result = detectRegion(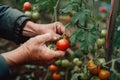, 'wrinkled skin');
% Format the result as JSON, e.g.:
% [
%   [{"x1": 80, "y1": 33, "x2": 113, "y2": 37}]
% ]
[{"x1": 2, "y1": 33, "x2": 65, "y2": 67}]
